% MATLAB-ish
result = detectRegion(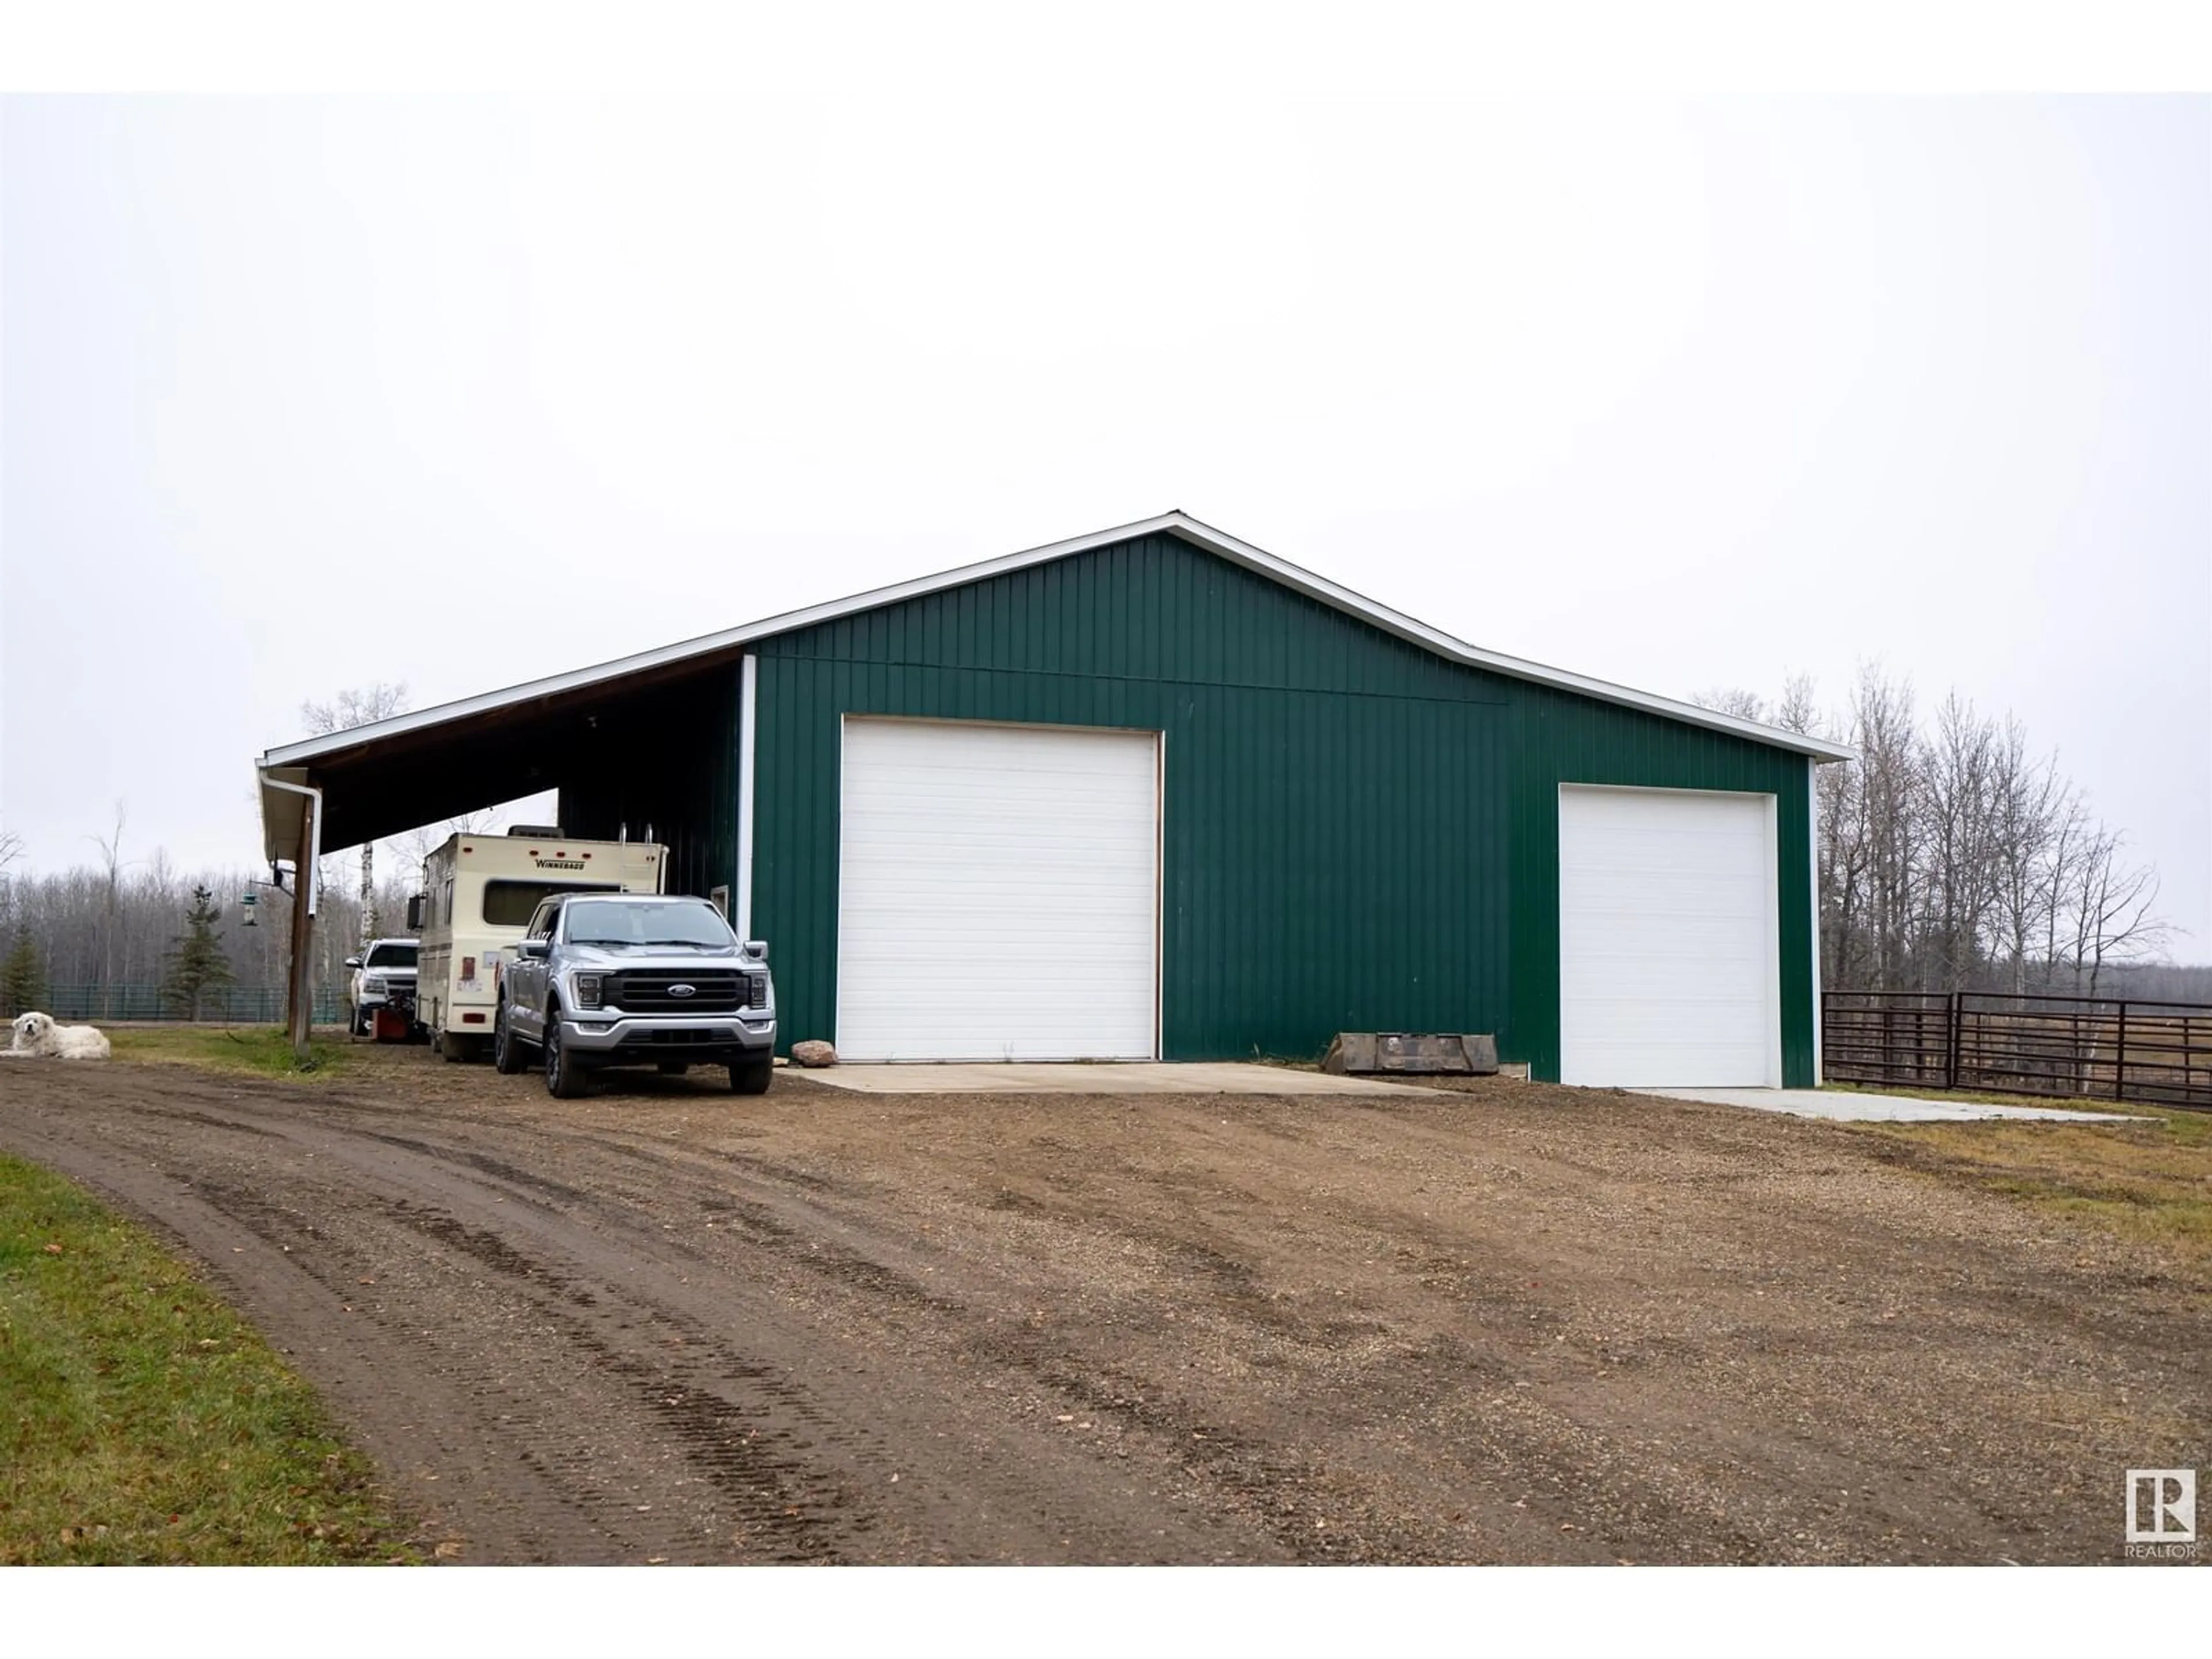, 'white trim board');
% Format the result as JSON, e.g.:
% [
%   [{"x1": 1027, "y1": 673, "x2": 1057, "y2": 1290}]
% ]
[
  {"x1": 257, "y1": 512, "x2": 1857, "y2": 771},
  {"x1": 1807, "y1": 754, "x2": 1824, "y2": 1088},
  {"x1": 736, "y1": 653, "x2": 758, "y2": 942}
]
